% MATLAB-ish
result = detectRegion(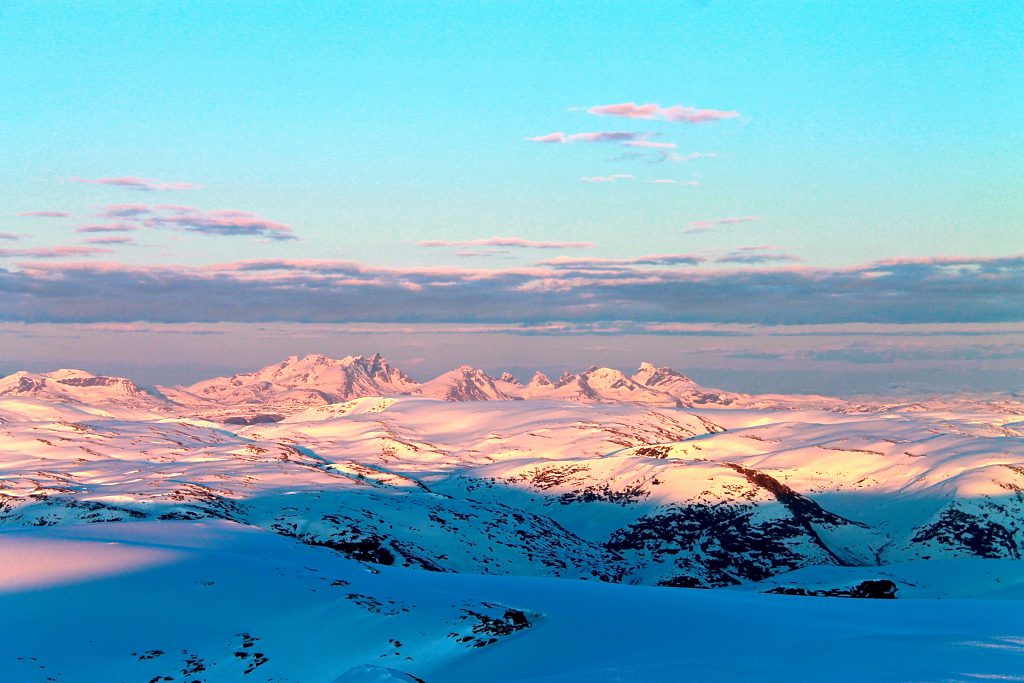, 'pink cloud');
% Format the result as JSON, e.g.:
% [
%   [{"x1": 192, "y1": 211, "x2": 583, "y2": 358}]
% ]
[
  {"x1": 669, "y1": 152, "x2": 718, "y2": 163},
  {"x1": 538, "y1": 254, "x2": 706, "y2": 268},
  {"x1": 621, "y1": 141, "x2": 677, "y2": 149},
  {"x1": 453, "y1": 248, "x2": 514, "y2": 258},
  {"x1": 76, "y1": 223, "x2": 140, "y2": 233},
  {"x1": 685, "y1": 216, "x2": 760, "y2": 233},
  {"x1": 588, "y1": 102, "x2": 740, "y2": 123},
  {"x1": 419, "y1": 236, "x2": 594, "y2": 249},
  {"x1": 88, "y1": 205, "x2": 297, "y2": 241},
  {"x1": 526, "y1": 131, "x2": 646, "y2": 144},
  {"x1": 18, "y1": 211, "x2": 70, "y2": 218},
  {"x1": 97, "y1": 204, "x2": 151, "y2": 219},
  {"x1": 146, "y1": 208, "x2": 297, "y2": 241},
  {"x1": 70, "y1": 177, "x2": 201, "y2": 192},
  {"x1": 0, "y1": 246, "x2": 113, "y2": 259},
  {"x1": 581, "y1": 174, "x2": 634, "y2": 183},
  {"x1": 528, "y1": 133, "x2": 647, "y2": 145},
  {"x1": 716, "y1": 246, "x2": 803, "y2": 265},
  {"x1": 82, "y1": 236, "x2": 135, "y2": 245}
]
